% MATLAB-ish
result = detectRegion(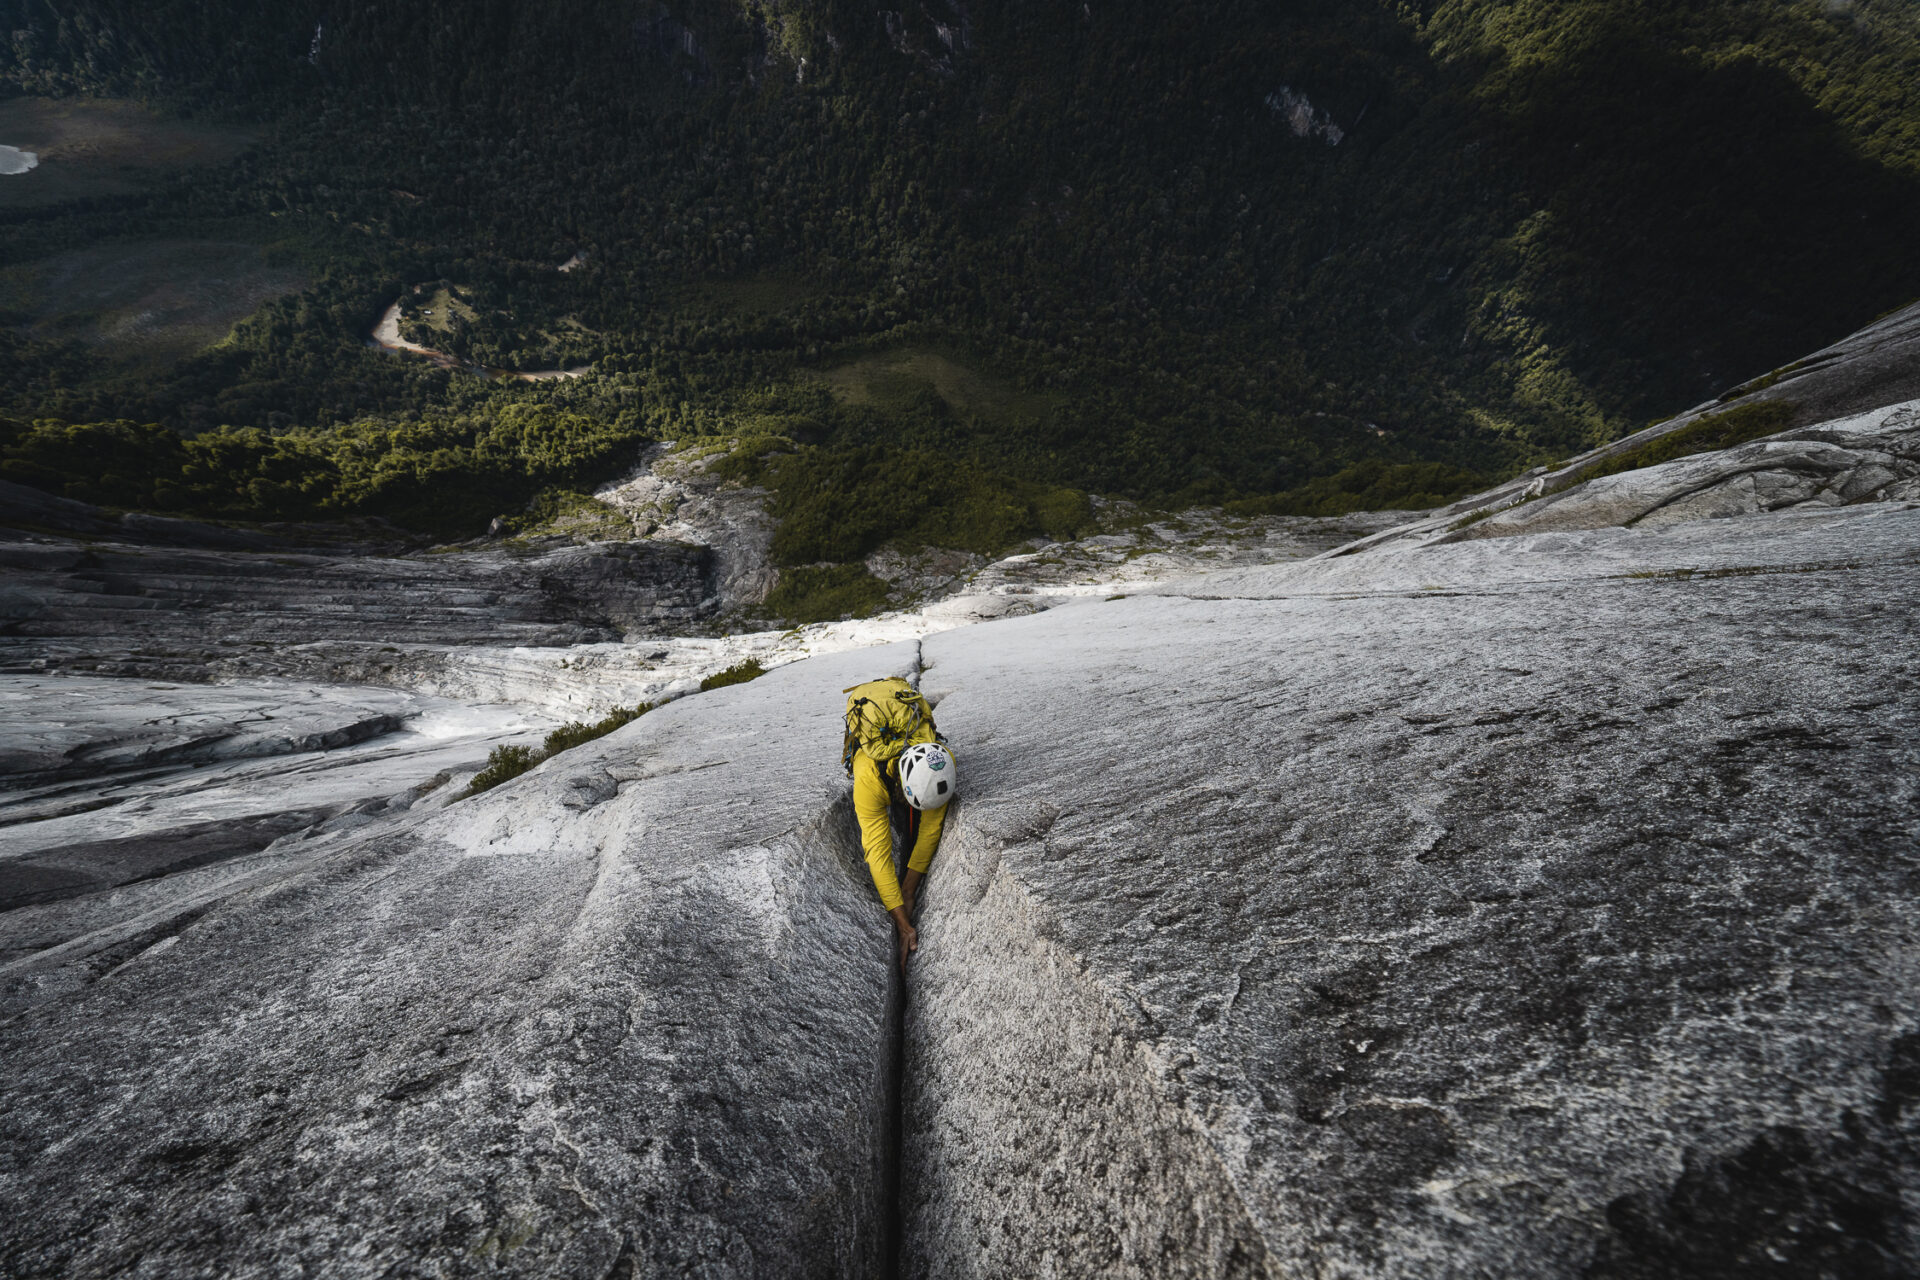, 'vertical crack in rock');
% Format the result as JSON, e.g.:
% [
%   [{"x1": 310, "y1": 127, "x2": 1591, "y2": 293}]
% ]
[
  {"x1": 884, "y1": 637, "x2": 926, "y2": 1278},
  {"x1": 892, "y1": 508, "x2": 1920, "y2": 1276},
  {"x1": 885, "y1": 918, "x2": 908, "y2": 1280},
  {"x1": 0, "y1": 642, "x2": 930, "y2": 1278},
  {"x1": 900, "y1": 809, "x2": 1275, "y2": 1279}
]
